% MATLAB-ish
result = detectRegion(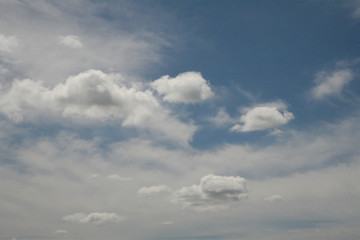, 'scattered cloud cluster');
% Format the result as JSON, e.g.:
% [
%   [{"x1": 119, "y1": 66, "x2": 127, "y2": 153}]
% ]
[
  {"x1": 151, "y1": 72, "x2": 214, "y2": 103},
  {"x1": 0, "y1": 69, "x2": 197, "y2": 143},
  {"x1": 58, "y1": 35, "x2": 83, "y2": 48},
  {"x1": 139, "y1": 174, "x2": 248, "y2": 212},
  {"x1": 310, "y1": 69, "x2": 354, "y2": 100},
  {"x1": 62, "y1": 212, "x2": 125, "y2": 225},
  {"x1": 231, "y1": 102, "x2": 294, "y2": 132}
]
